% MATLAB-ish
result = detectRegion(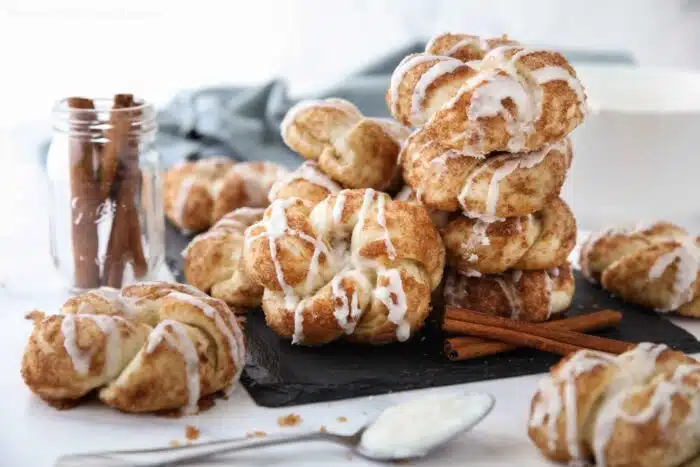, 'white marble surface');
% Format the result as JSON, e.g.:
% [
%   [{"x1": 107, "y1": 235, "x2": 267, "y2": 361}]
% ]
[{"x1": 2, "y1": 129, "x2": 700, "y2": 466}]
